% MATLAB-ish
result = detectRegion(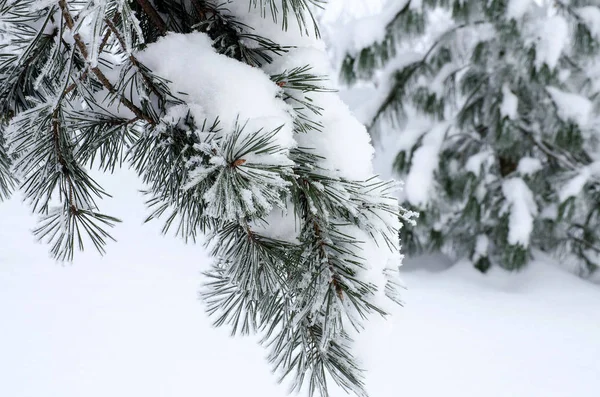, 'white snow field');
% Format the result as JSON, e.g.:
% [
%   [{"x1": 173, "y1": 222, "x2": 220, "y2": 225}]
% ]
[{"x1": 1, "y1": 169, "x2": 599, "y2": 397}]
